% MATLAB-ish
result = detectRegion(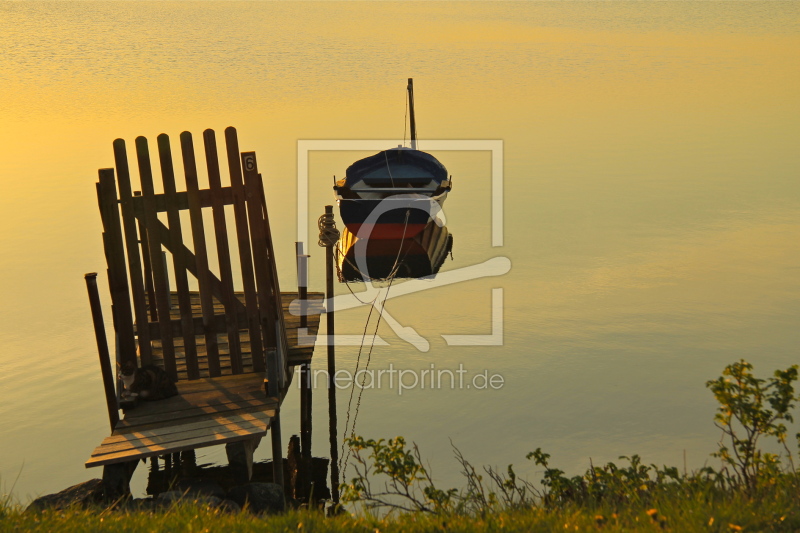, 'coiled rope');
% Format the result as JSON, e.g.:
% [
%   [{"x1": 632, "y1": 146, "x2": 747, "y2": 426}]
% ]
[{"x1": 318, "y1": 211, "x2": 340, "y2": 248}]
